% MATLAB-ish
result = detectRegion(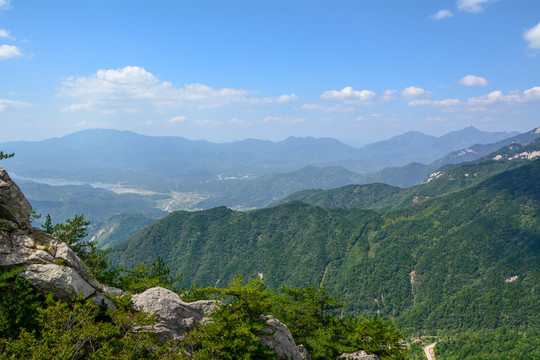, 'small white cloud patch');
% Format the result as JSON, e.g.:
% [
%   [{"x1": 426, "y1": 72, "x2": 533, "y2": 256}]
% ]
[
  {"x1": 166, "y1": 116, "x2": 187, "y2": 123},
  {"x1": 408, "y1": 98, "x2": 460, "y2": 107},
  {"x1": 427, "y1": 116, "x2": 445, "y2": 122},
  {"x1": 467, "y1": 86, "x2": 540, "y2": 105},
  {"x1": 524, "y1": 22, "x2": 540, "y2": 50},
  {"x1": 457, "y1": 0, "x2": 492, "y2": 13},
  {"x1": 321, "y1": 87, "x2": 376, "y2": 104},
  {"x1": 0, "y1": 98, "x2": 32, "y2": 111},
  {"x1": 0, "y1": 0, "x2": 10, "y2": 10},
  {"x1": 0, "y1": 44, "x2": 21, "y2": 59},
  {"x1": 458, "y1": 75, "x2": 489, "y2": 87},
  {"x1": 430, "y1": 9, "x2": 453, "y2": 20},
  {"x1": 401, "y1": 86, "x2": 429, "y2": 98},
  {"x1": 301, "y1": 103, "x2": 354, "y2": 112},
  {"x1": 0, "y1": 29, "x2": 12, "y2": 38}
]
